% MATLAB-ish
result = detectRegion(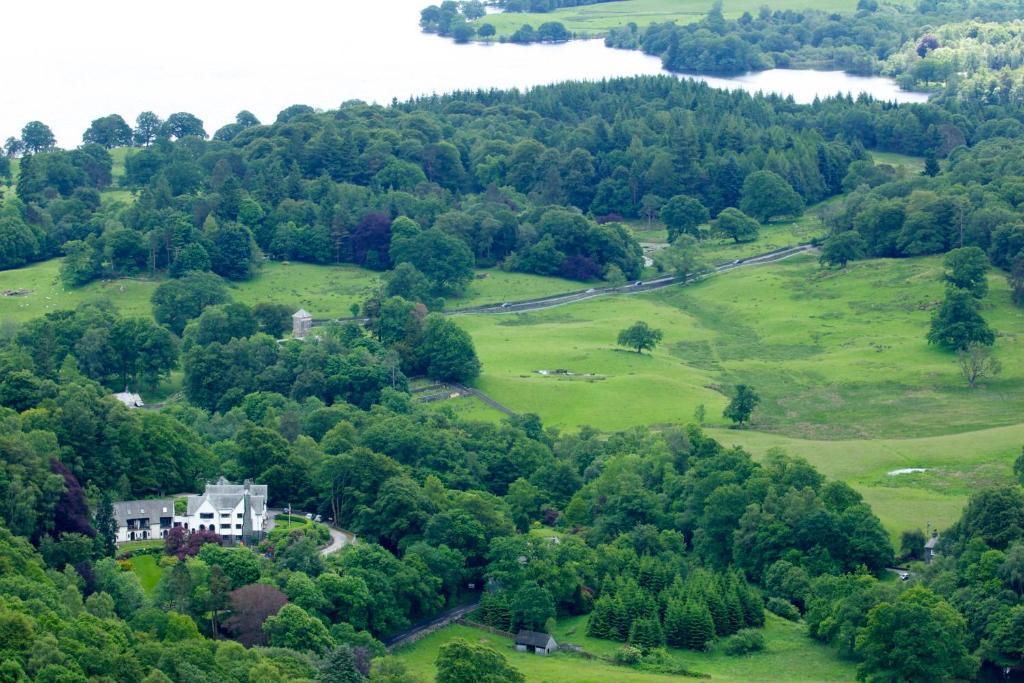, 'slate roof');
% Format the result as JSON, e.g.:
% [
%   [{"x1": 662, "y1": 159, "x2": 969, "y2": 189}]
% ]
[
  {"x1": 925, "y1": 534, "x2": 940, "y2": 549},
  {"x1": 516, "y1": 630, "x2": 556, "y2": 648},
  {"x1": 185, "y1": 480, "x2": 267, "y2": 516},
  {"x1": 293, "y1": 309, "x2": 312, "y2": 319},
  {"x1": 112, "y1": 499, "x2": 174, "y2": 526}
]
